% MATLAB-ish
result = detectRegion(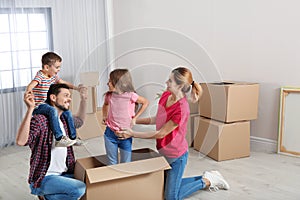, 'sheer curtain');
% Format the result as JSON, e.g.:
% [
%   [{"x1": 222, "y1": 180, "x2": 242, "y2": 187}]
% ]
[{"x1": 0, "y1": 0, "x2": 110, "y2": 148}]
